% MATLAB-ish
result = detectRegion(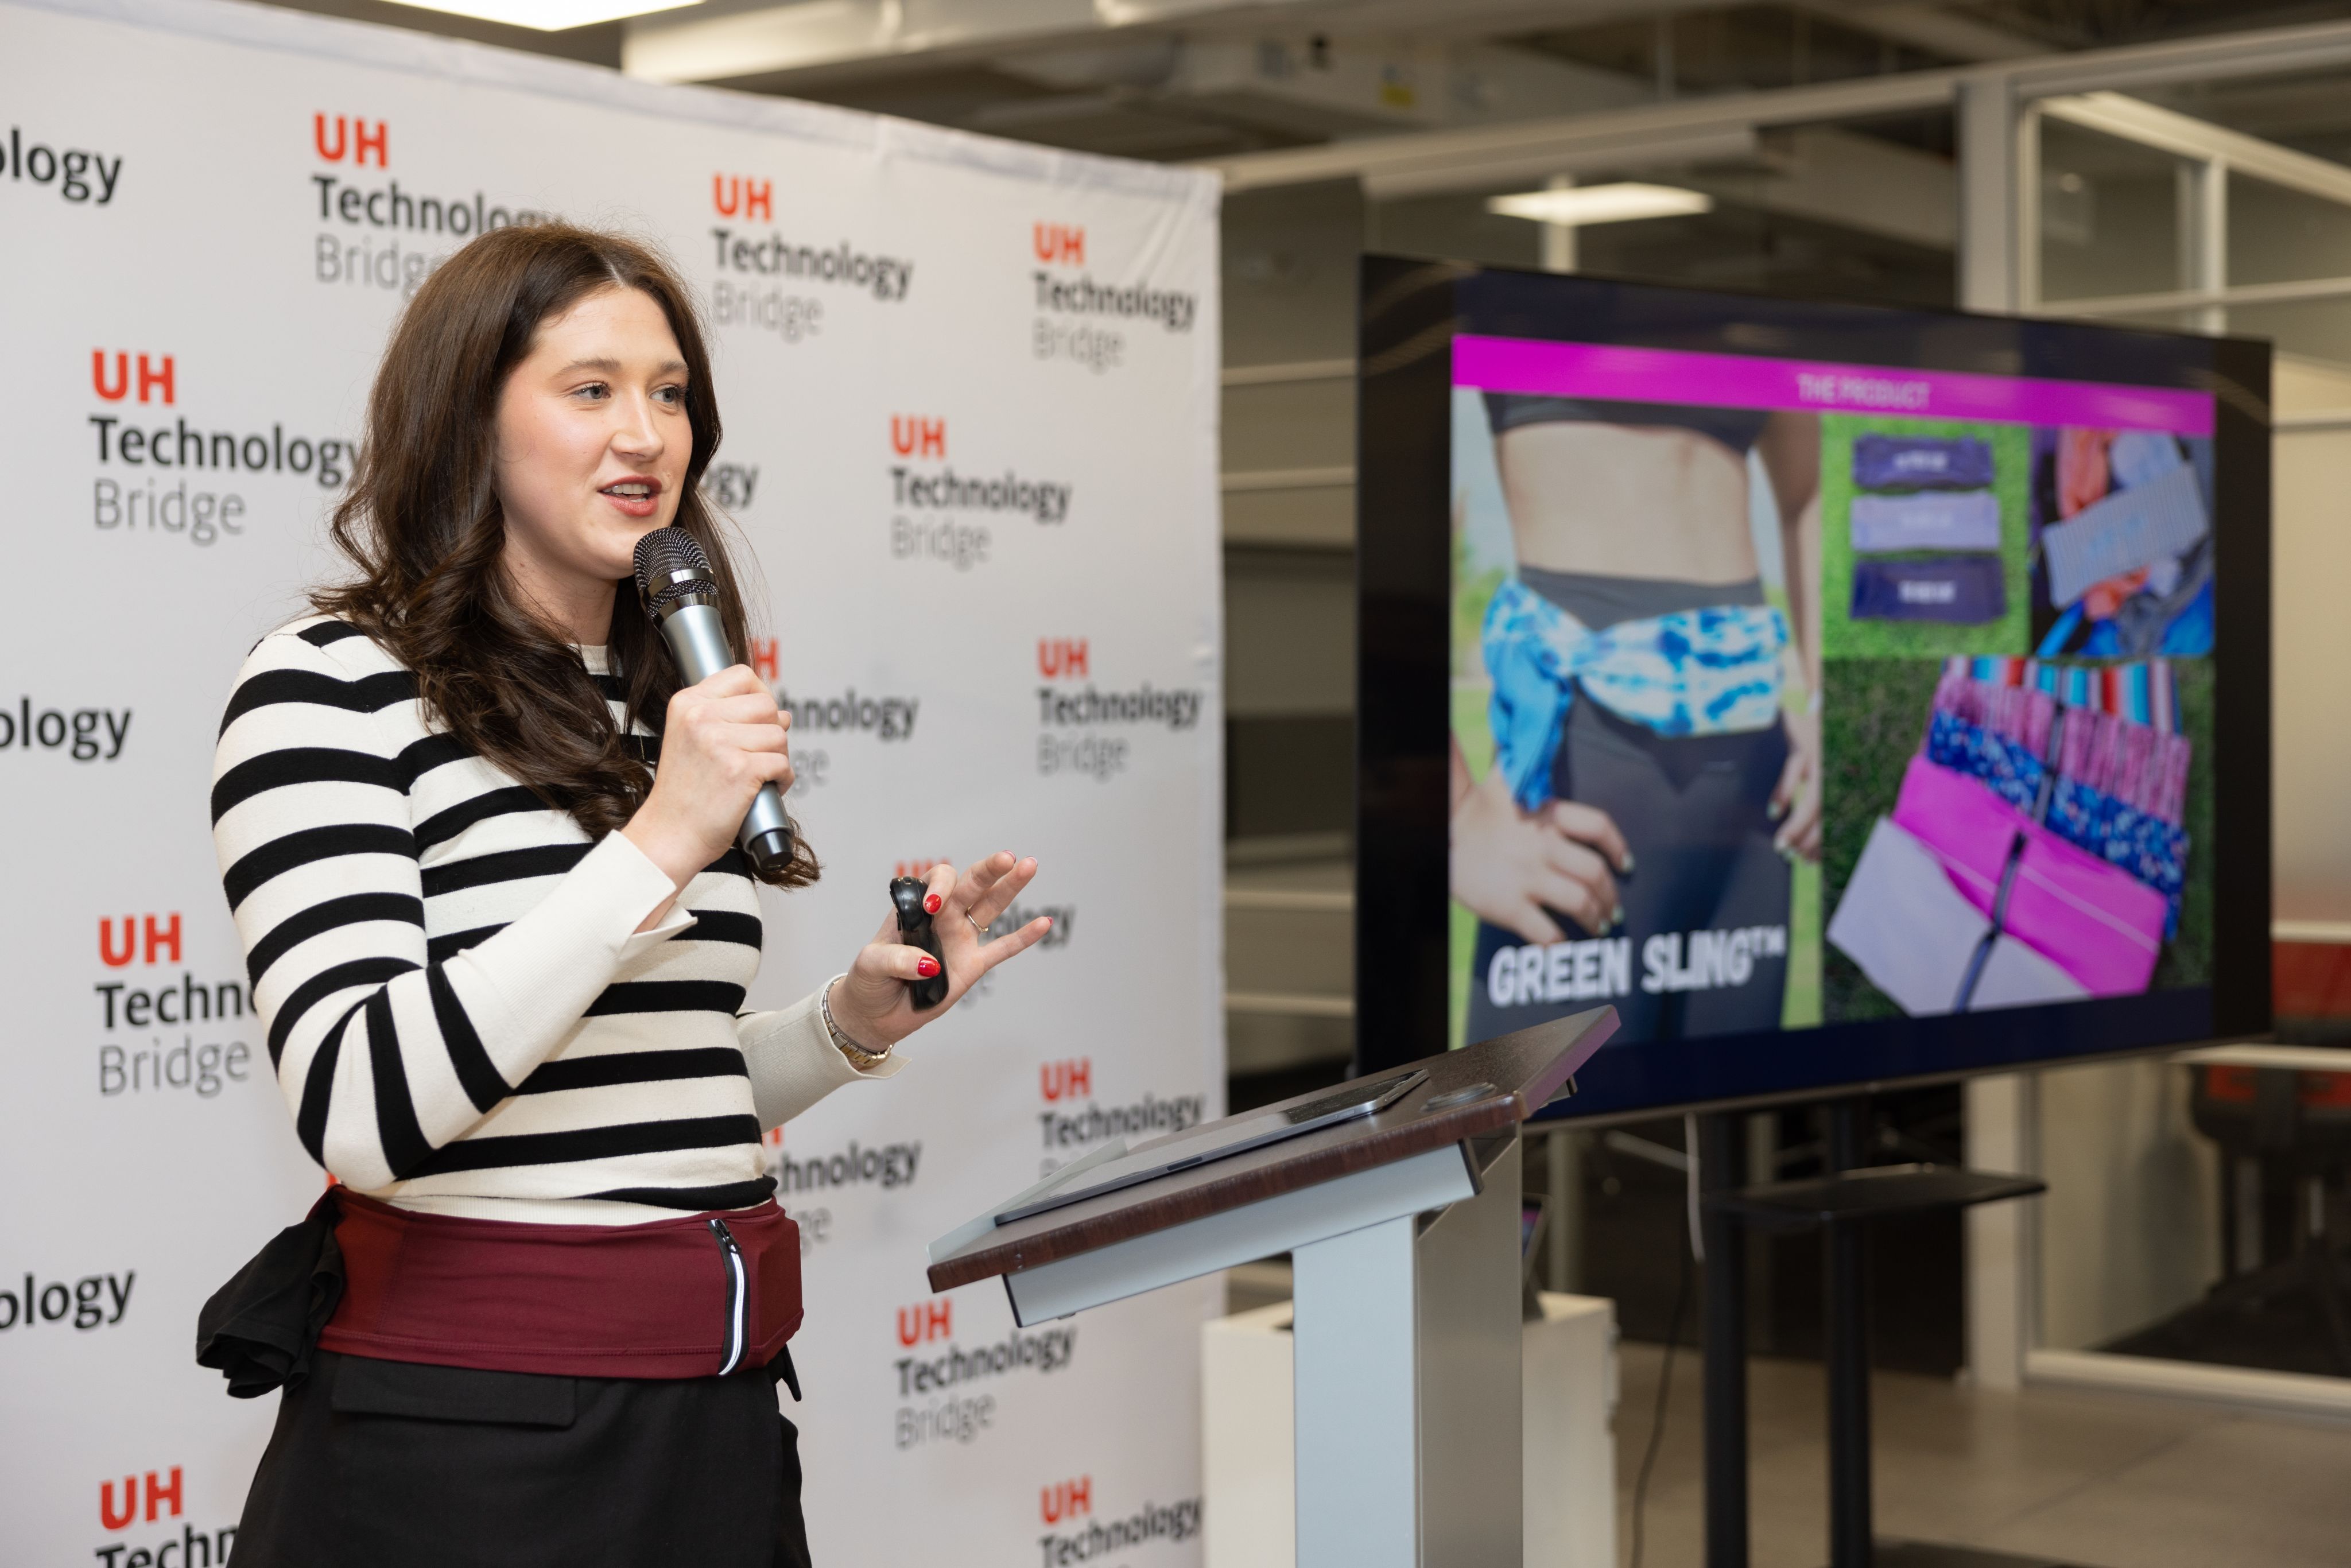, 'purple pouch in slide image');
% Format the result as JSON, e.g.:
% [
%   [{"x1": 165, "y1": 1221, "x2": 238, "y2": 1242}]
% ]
[
  {"x1": 1852, "y1": 434, "x2": 1995, "y2": 490},
  {"x1": 1890, "y1": 756, "x2": 2164, "y2": 996},
  {"x1": 1850, "y1": 491, "x2": 2001, "y2": 553},
  {"x1": 1850, "y1": 556, "x2": 2005, "y2": 623}
]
